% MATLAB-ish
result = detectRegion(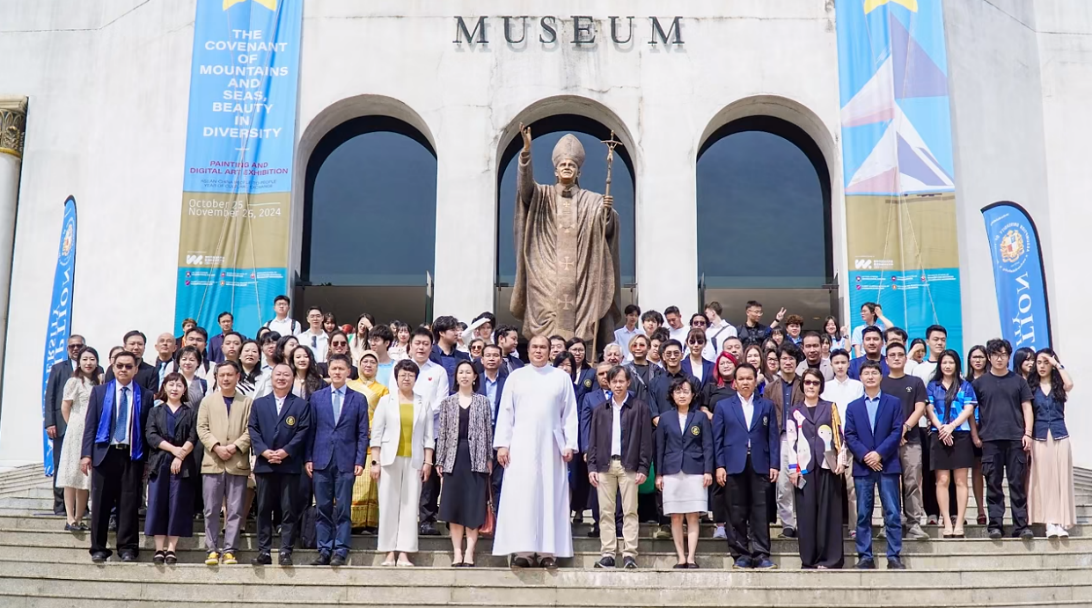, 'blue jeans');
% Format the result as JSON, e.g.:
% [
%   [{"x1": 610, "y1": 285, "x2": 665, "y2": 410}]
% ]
[
  {"x1": 854, "y1": 471, "x2": 902, "y2": 560},
  {"x1": 313, "y1": 460, "x2": 355, "y2": 558}
]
